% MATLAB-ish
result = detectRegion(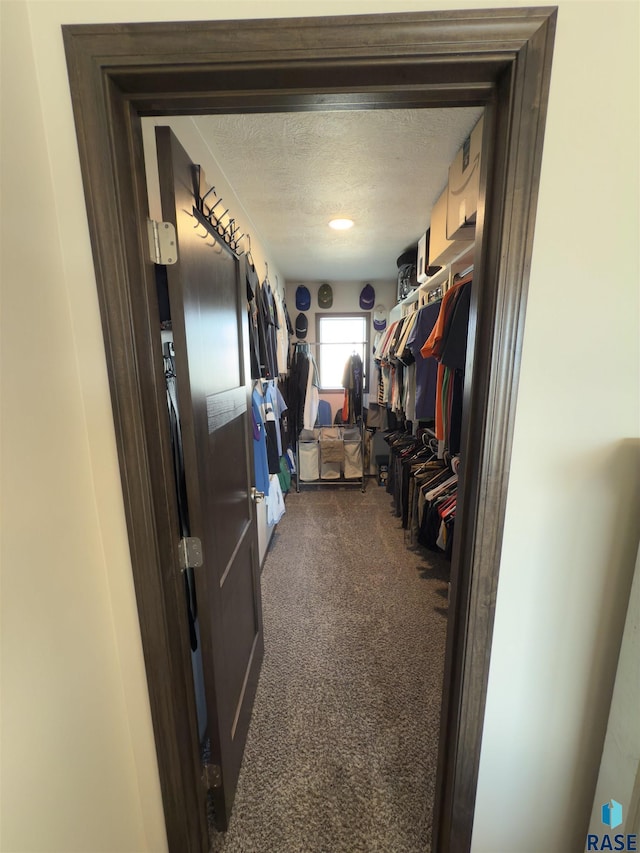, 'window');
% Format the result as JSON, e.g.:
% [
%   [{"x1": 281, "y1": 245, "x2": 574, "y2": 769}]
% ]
[{"x1": 316, "y1": 313, "x2": 369, "y2": 391}]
